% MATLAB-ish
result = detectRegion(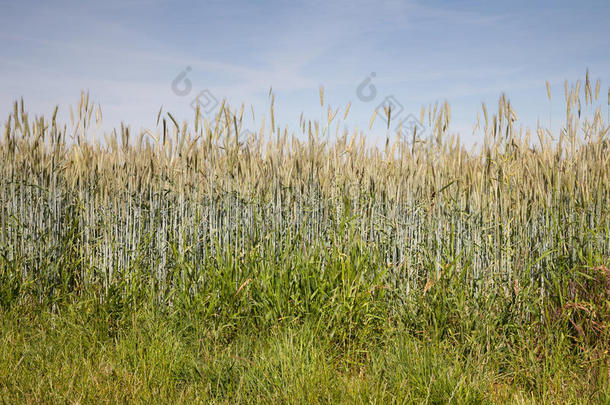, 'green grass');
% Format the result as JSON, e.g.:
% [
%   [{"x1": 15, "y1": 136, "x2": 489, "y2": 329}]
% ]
[{"x1": 1, "y1": 239, "x2": 608, "y2": 403}]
